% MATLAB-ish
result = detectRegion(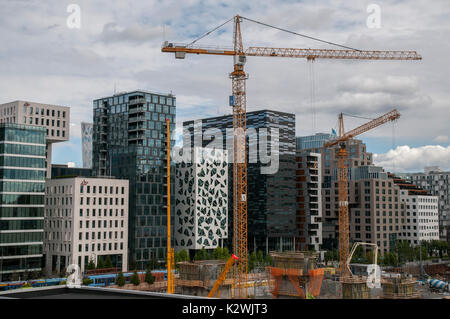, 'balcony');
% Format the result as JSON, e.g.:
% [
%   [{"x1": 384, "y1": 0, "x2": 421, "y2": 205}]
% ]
[
  {"x1": 128, "y1": 116, "x2": 145, "y2": 123},
  {"x1": 128, "y1": 106, "x2": 145, "y2": 115},
  {"x1": 129, "y1": 98, "x2": 146, "y2": 106}
]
